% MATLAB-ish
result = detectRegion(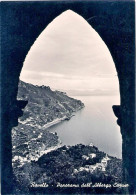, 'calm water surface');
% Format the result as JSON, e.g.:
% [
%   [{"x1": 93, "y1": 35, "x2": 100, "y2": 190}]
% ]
[{"x1": 48, "y1": 96, "x2": 122, "y2": 158}]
